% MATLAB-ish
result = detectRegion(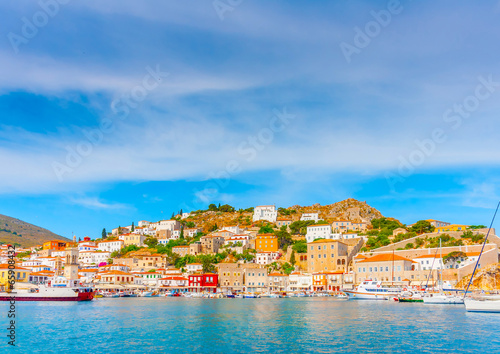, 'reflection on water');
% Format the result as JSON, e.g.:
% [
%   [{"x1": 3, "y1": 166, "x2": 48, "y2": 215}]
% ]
[{"x1": 2, "y1": 298, "x2": 499, "y2": 353}]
